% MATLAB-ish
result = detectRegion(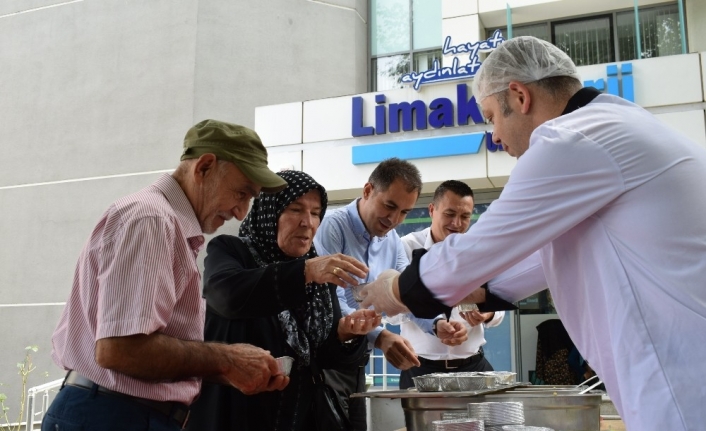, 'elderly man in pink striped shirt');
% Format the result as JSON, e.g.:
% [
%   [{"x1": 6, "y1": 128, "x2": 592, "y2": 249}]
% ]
[{"x1": 44, "y1": 120, "x2": 291, "y2": 431}]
